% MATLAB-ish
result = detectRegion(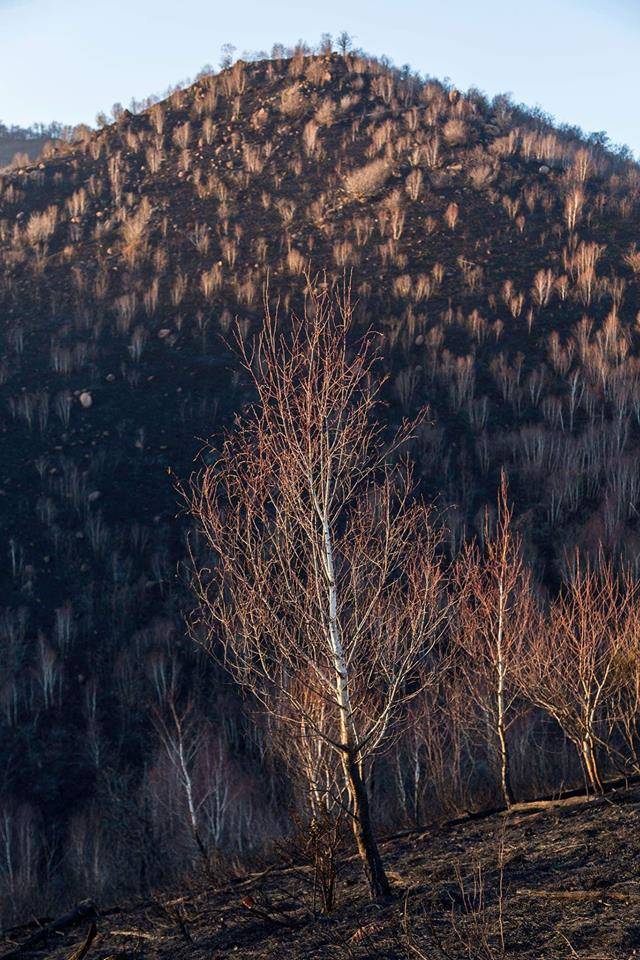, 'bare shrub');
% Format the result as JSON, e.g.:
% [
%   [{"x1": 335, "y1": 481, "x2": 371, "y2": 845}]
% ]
[
  {"x1": 303, "y1": 120, "x2": 320, "y2": 157},
  {"x1": 343, "y1": 159, "x2": 390, "y2": 199},
  {"x1": 405, "y1": 168, "x2": 423, "y2": 201},
  {"x1": 172, "y1": 121, "x2": 191, "y2": 150},
  {"x1": 280, "y1": 83, "x2": 306, "y2": 117},
  {"x1": 120, "y1": 198, "x2": 152, "y2": 267},
  {"x1": 25, "y1": 206, "x2": 58, "y2": 246},
  {"x1": 443, "y1": 118, "x2": 470, "y2": 146},
  {"x1": 444, "y1": 202, "x2": 459, "y2": 230}
]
